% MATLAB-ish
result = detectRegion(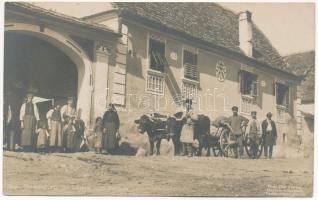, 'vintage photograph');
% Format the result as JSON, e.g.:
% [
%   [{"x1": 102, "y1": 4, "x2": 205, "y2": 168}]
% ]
[{"x1": 2, "y1": 1, "x2": 315, "y2": 197}]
